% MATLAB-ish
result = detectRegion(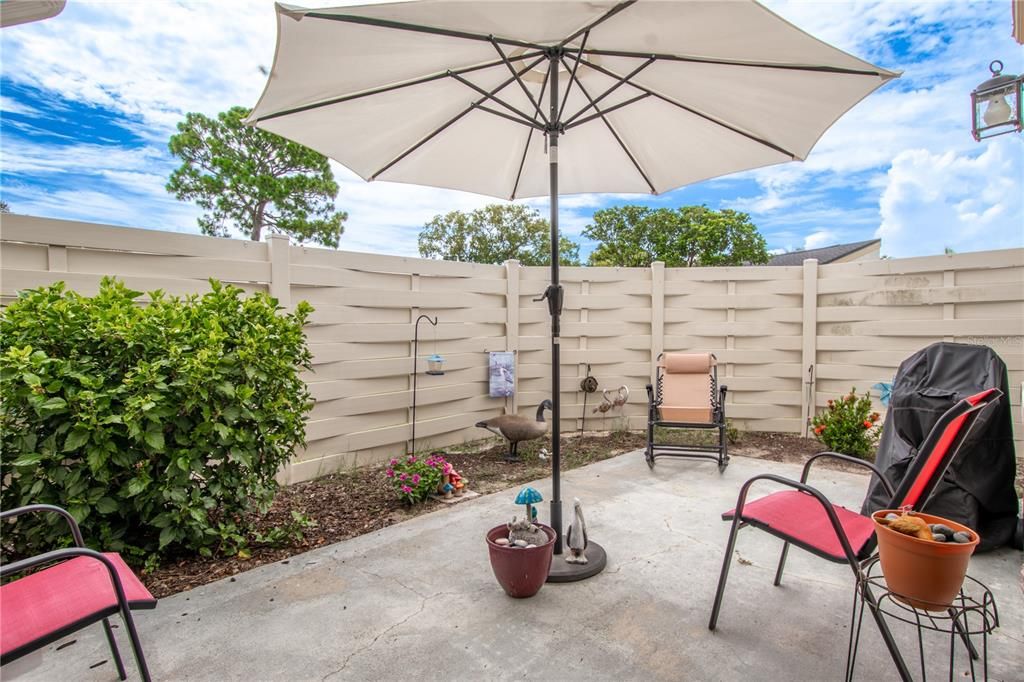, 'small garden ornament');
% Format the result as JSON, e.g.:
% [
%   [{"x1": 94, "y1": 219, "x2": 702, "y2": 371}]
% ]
[
  {"x1": 515, "y1": 487, "x2": 543, "y2": 524},
  {"x1": 565, "y1": 497, "x2": 589, "y2": 564}
]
